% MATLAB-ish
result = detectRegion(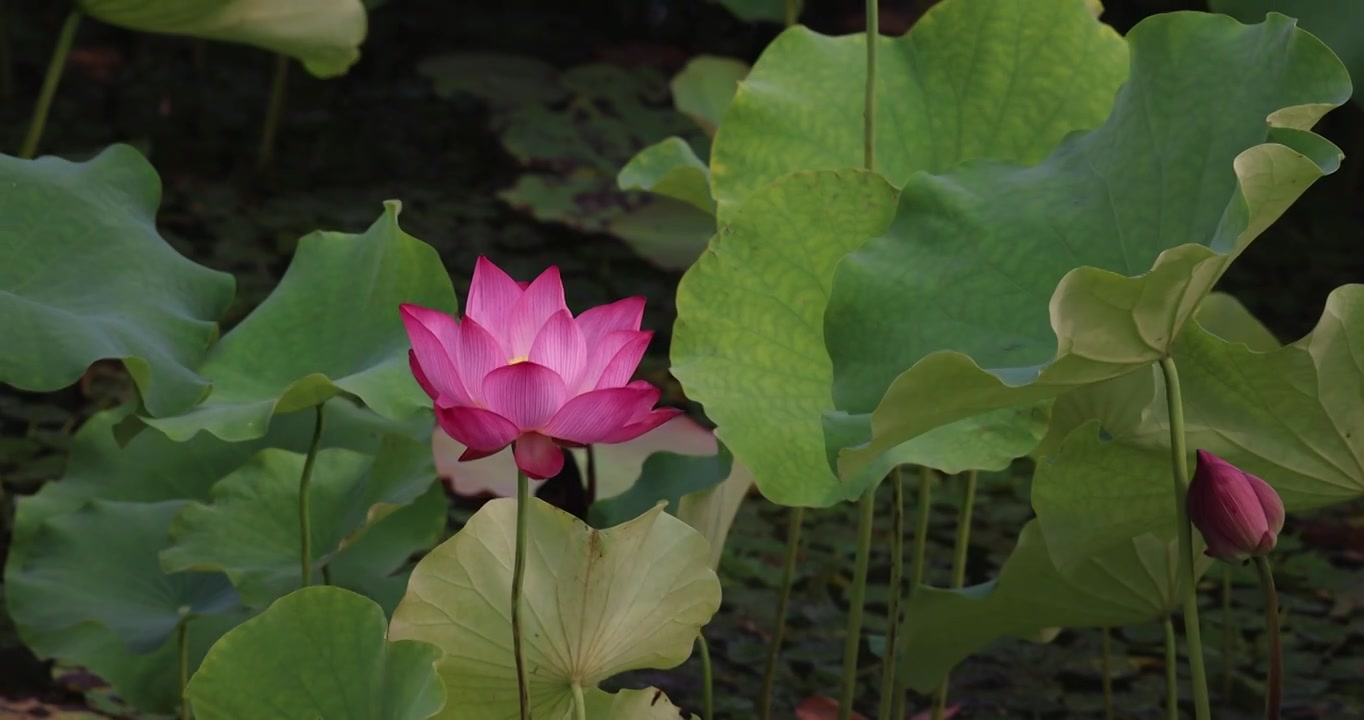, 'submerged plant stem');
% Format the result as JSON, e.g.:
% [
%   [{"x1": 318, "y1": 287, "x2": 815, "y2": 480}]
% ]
[
  {"x1": 891, "y1": 468, "x2": 935, "y2": 720},
  {"x1": 1158, "y1": 356, "x2": 1211, "y2": 720},
  {"x1": 513, "y1": 469, "x2": 532, "y2": 720},
  {"x1": 19, "y1": 9, "x2": 81, "y2": 159},
  {"x1": 933, "y1": 469, "x2": 978, "y2": 716},
  {"x1": 297, "y1": 404, "x2": 325, "y2": 588},
  {"x1": 178, "y1": 620, "x2": 192, "y2": 720},
  {"x1": 1253, "y1": 557, "x2": 1282, "y2": 720},
  {"x1": 760, "y1": 507, "x2": 804, "y2": 720},
  {"x1": 698, "y1": 632, "x2": 714, "y2": 720},
  {"x1": 1164, "y1": 615, "x2": 1179, "y2": 720},
  {"x1": 257, "y1": 53, "x2": 289, "y2": 170},
  {"x1": 1102, "y1": 627, "x2": 1114, "y2": 720},
  {"x1": 878, "y1": 469, "x2": 906, "y2": 720},
  {"x1": 839, "y1": 489, "x2": 877, "y2": 720}
]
